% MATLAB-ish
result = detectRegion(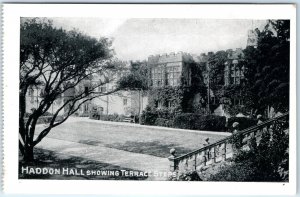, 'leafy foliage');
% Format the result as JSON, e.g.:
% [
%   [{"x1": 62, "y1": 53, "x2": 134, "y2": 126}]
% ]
[
  {"x1": 140, "y1": 106, "x2": 159, "y2": 125},
  {"x1": 90, "y1": 113, "x2": 127, "y2": 122},
  {"x1": 227, "y1": 117, "x2": 257, "y2": 132},
  {"x1": 19, "y1": 18, "x2": 119, "y2": 161},
  {"x1": 209, "y1": 121, "x2": 289, "y2": 181},
  {"x1": 154, "y1": 118, "x2": 174, "y2": 127},
  {"x1": 173, "y1": 113, "x2": 226, "y2": 131},
  {"x1": 208, "y1": 50, "x2": 228, "y2": 88},
  {"x1": 148, "y1": 86, "x2": 184, "y2": 113},
  {"x1": 117, "y1": 72, "x2": 148, "y2": 90},
  {"x1": 117, "y1": 61, "x2": 148, "y2": 90},
  {"x1": 243, "y1": 20, "x2": 290, "y2": 113}
]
